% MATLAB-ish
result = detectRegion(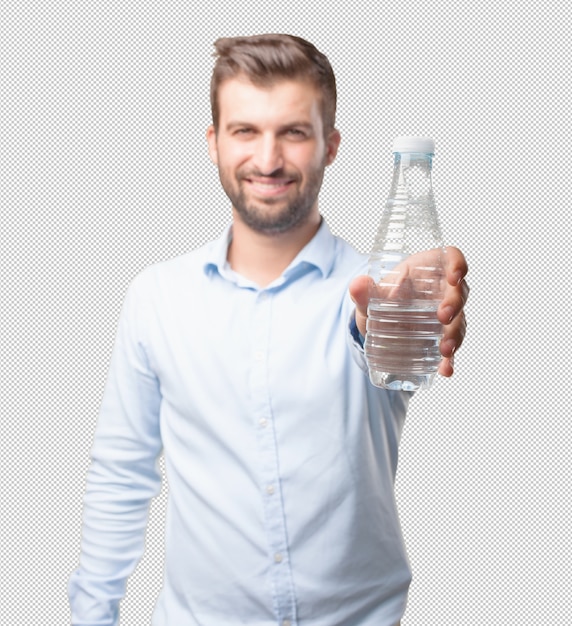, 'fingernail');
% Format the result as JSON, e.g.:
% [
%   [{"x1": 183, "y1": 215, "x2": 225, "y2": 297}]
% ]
[
  {"x1": 443, "y1": 306, "x2": 454, "y2": 323},
  {"x1": 442, "y1": 338, "x2": 456, "y2": 357}
]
